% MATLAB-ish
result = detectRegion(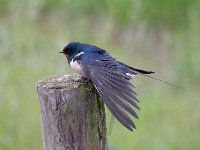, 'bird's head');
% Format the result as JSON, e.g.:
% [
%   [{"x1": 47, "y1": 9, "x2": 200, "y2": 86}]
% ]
[{"x1": 59, "y1": 42, "x2": 81, "y2": 60}]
